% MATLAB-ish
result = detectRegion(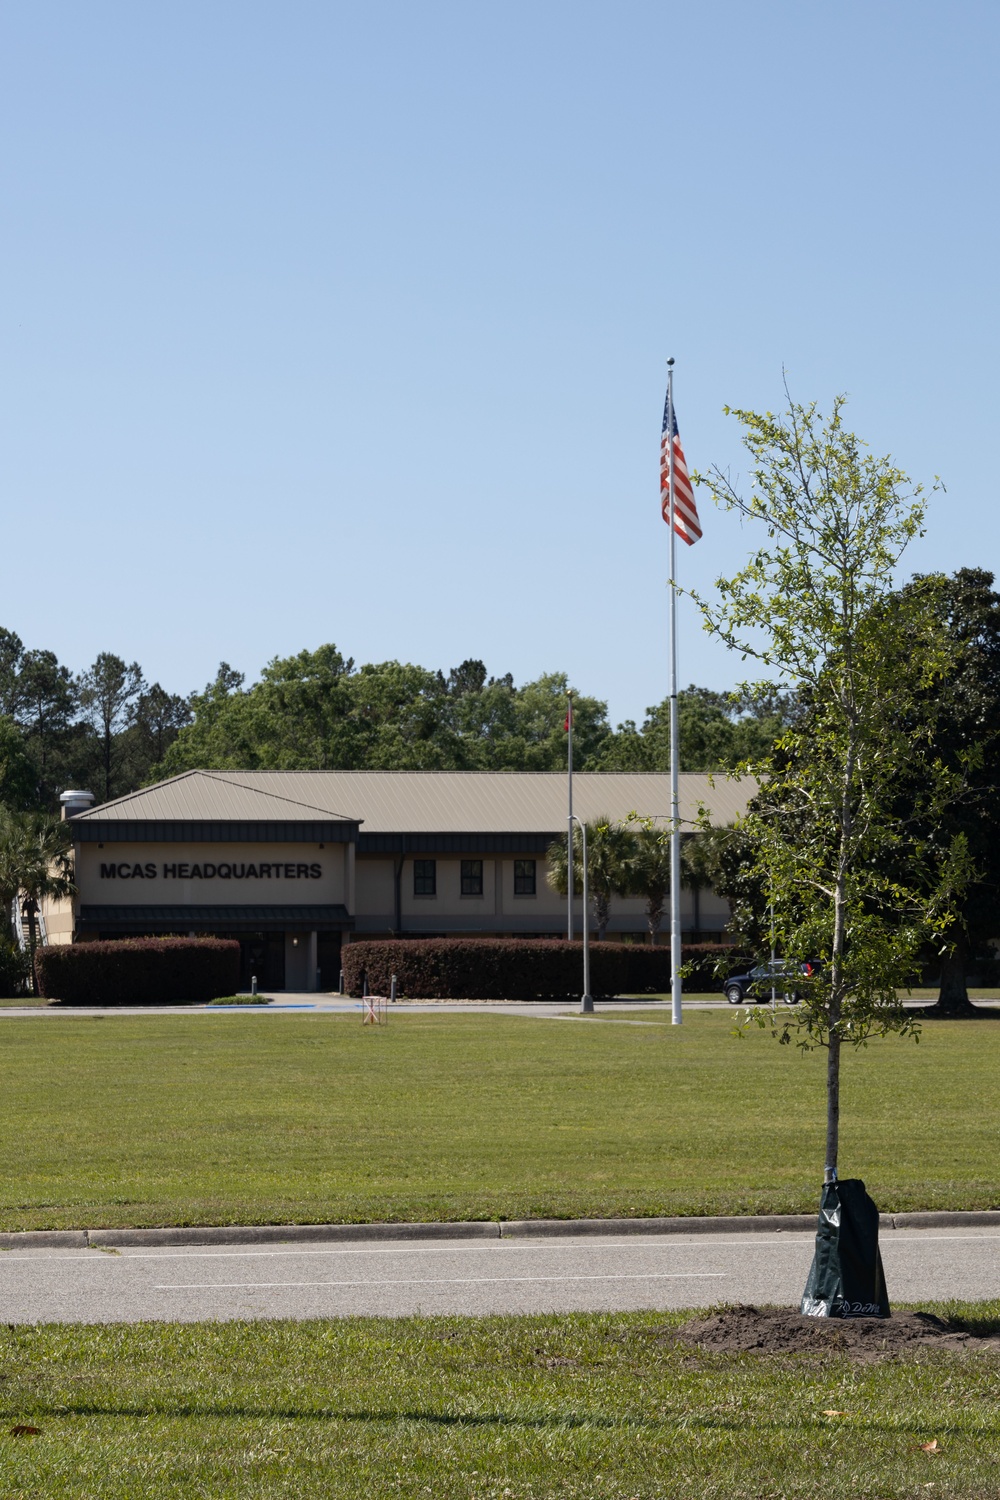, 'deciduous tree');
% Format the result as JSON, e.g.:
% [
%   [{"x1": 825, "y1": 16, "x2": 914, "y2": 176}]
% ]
[
  {"x1": 595, "y1": 685, "x2": 795, "y2": 772},
  {"x1": 692, "y1": 393, "x2": 967, "y2": 1186},
  {"x1": 891, "y1": 568, "x2": 1000, "y2": 1015},
  {"x1": 156, "y1": 652, "x2": 613, "y2": 776}
]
